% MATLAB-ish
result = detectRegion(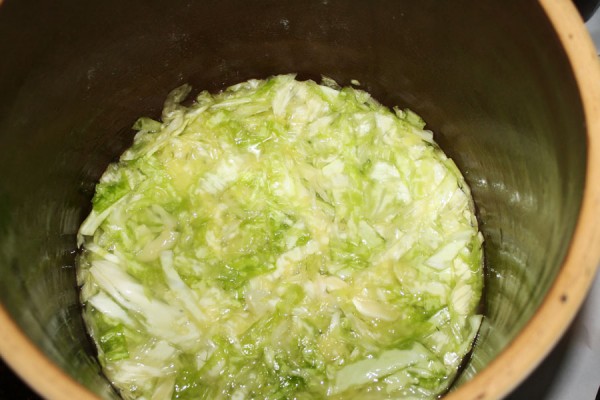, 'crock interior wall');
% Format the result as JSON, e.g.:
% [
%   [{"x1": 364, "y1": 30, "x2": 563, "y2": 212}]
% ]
[{"x1": 0, "y1": 0, "x2": 586, "y2": 396}]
